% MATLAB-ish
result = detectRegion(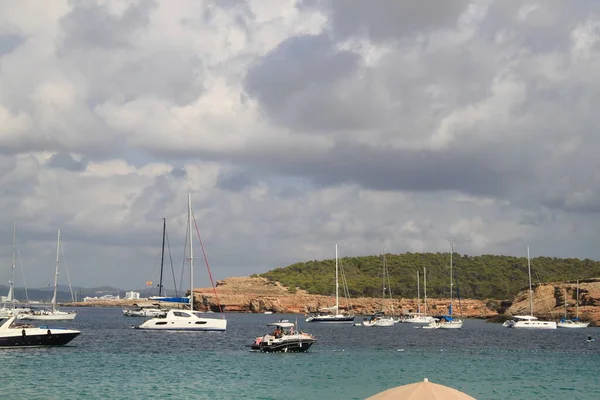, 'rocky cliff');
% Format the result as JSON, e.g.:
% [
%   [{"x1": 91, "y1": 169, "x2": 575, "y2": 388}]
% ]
[
  {"x1": 505, "y1": 277, "x2": 600, "y2": 325},
  {"x1": 192, "y1": 276, "x2": 497, "y2": 318}
]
